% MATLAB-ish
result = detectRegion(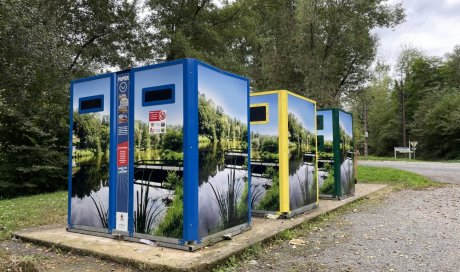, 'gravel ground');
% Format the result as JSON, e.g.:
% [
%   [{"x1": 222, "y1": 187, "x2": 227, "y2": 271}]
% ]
[
  {"x1": 235, "y1": 185, "x2": 460, "y2": 272},
  {"x1": 359, "y1": 160, "x2": 460, "y2": 185},
  {"x1": 0, "y1": 240, "x2": 140, "y2": 272}
]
